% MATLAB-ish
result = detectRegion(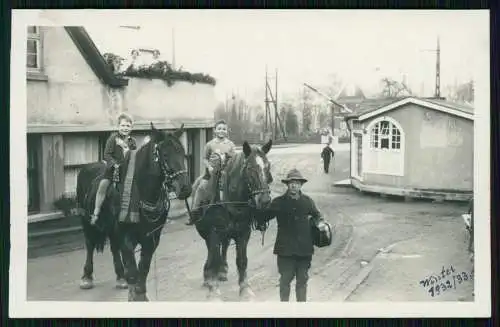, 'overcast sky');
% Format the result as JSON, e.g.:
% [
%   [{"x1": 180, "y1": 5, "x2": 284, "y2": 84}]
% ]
[{"x1": 80, "y1": 10, "x2": 488, "y2": 105}]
